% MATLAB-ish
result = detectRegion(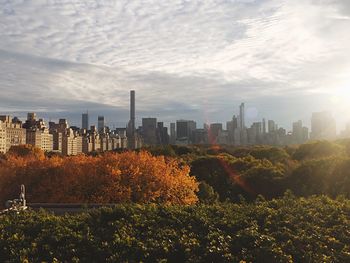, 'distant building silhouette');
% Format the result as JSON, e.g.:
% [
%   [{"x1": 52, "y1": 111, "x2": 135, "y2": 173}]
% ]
[
  {"x1": 239, "y1": 103, "x2": 245, "y2": 130},
  {"x1": 262, "y1": 118, "x2": 266, "y2": 134},
  {"x1": 127, "y1": 90, "x2": 137, "y2": 149},
  {"x1": 292, "y1": 120, "x2": 309, "y2": 144},
  {"x1": 176, "y1": 120, "x2": 196, "y2": 144},
  {"x1": 311, "y1": 112, "x2": 336, "y2": 140},
  {"x1": 227, "y1": 115, "x2": 239, "y2": 145},
  {"x1": 268, "y1": 120, "x2": 276, "y2": 133},
  {"x1": 82, "y1": 112, "x2": 89, "y2": 130},
  {"x1": 157, "y1": 122, "x2": 169, "y2": 145},
  {"x1": 170, "y1": 123, "x2": 176, "y2": 144},
  {"x1": 98, "y1": 116, "x2": 105, "y2": 132},
  {"x1": 209, "y1": 123, "x2": 223, "y2": 143},
  {"x1": 142, "y1": 118, "x2": 157, "y2": 145}
]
